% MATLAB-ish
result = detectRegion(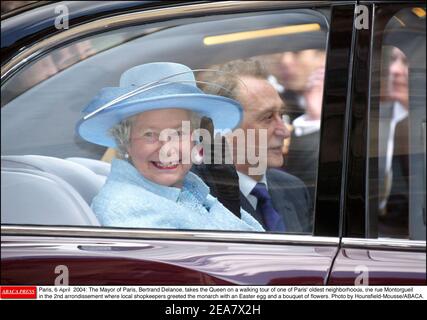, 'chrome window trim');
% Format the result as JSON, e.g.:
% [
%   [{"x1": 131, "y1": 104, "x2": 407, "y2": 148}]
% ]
[
  {"x1": 342, "y1": 237, "x2": 426, "y2": 251},
  {"x1": 1, "y1": 225, "x2": 339, "y2": 246},
  {"x1": 1, "y1": 0, "x2": 346, "y2": 82}
]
